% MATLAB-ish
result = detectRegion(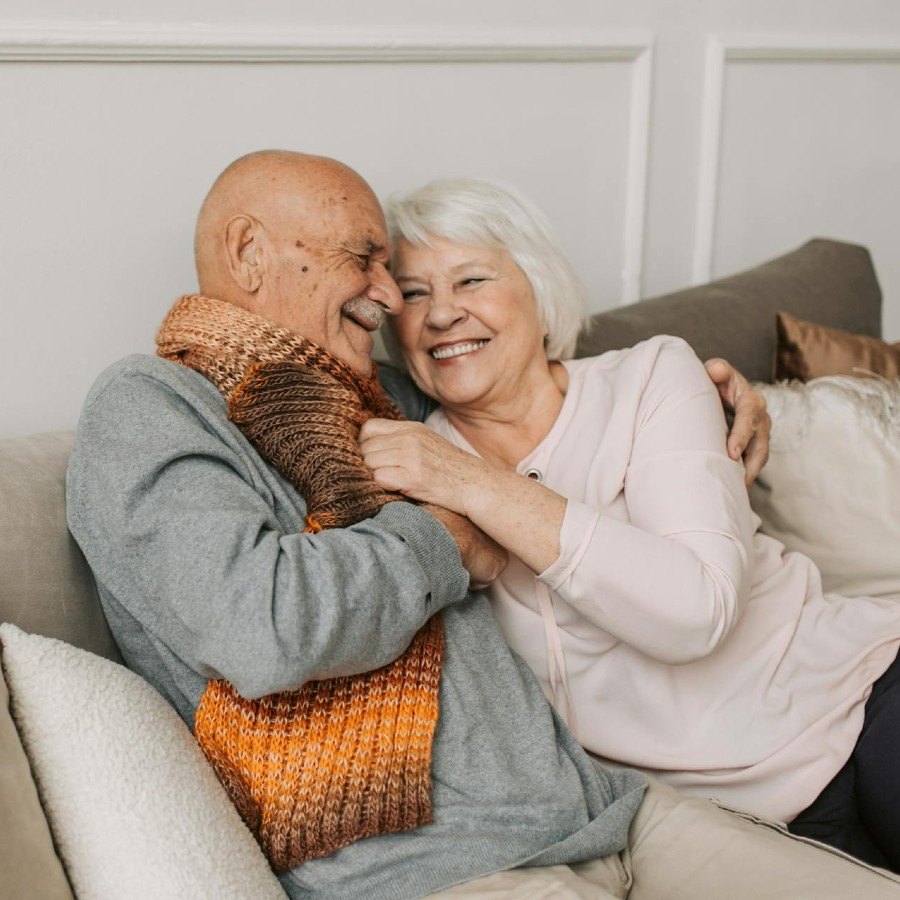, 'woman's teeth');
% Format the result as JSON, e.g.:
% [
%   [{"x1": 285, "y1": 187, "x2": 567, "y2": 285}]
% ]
[{"x1": 431, "y1": 340, "x2": 489, "y2": 360}]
